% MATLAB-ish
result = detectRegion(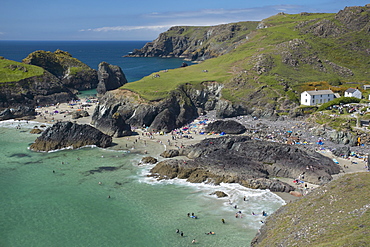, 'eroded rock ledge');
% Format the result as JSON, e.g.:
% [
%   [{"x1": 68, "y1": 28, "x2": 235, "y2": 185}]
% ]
[{"x1": 149, "y1": 136, "x2": 341, "y2": 192}]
